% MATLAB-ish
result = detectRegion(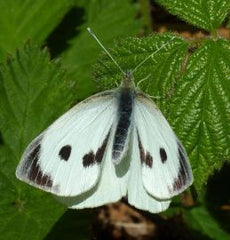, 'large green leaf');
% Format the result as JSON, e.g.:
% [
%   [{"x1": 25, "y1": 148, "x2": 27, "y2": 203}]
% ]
[
  {"x1": 157, "y1": 0, "x2": 230, "y2": 32},
  {"x1": 94, "y1": 36, "x2": 230, "y2": 195},
  {"x1": 61, "y1": 0, "x2": 141, "y2": 100},
  {"x1": 0, "y1": 0, "x2": 74, "y2": 61},
  {"x1": 0, "y1": 43, "x2": 74, "y2": 239},
  {"x1": 0, "y1": 147, "x2": 66, "y2": 240},
  {"x1": 0, "y1": 43, "x2": 73, "y2": 157},
  {"x1": 169, "y1": 39, "x2": 230, "y2": 192}
]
